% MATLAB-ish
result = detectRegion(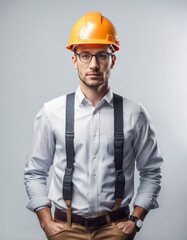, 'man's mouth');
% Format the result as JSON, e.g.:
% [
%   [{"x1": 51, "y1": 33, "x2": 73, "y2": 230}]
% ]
[{"x1": 87, "y1": 73, "x2": 101, "y2": 77}]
